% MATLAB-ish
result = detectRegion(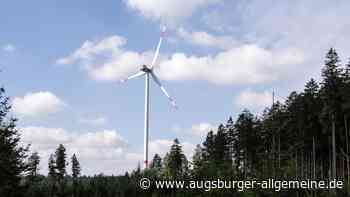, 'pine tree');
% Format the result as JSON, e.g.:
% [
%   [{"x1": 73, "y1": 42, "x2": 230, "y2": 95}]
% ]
[
  {"x1": 71, "y1": 154, "x2": 81, "y2": 179},
  {"x1": 48, "y1": 154, "x2": 56, "y2": 178},
  {"x1": 202, "y1": 130, "x2": 215, "y2": 162},
  {"x1": 304, "y1": 78, "x2": 319, "y2": 97},
  {"x1": 24, "y1": 152, "x2": 41, "y2": 197},
  {"x1": 321, "y1": 48, "x2": 344, "y2": 114},
  {"x1": 342, "y1": 59, "x2": 350, "y2": 106},
  {"x1": 54, "y1": 144, "x2": 67, "y2": 197},
  {"x1": 191, "y1": 144, "x2": 204, "y2": 178},
  {"x1": 55, "y1": 144, "x2": 67, "y2": 180},
  {"x1": 321, "y1": 48, "x2": 344, "y2": 179},
  {"x1": 226, "y1": 117, "x2": 235, "y2": 164},
  {"x1": 213, "y1": 124, "x2": 229, "y2": 163},
  {"x1": 0, "y1": 87, "x2": 28, "y2": 197},
  {"x1": 303, "y1": 79, "x2": 322, "y2": 179},
  {"x1": 71, "y1": 154, "x2": 80, "y2": 197},
  {"x1": 48, "y1": 154, "x2": 57, "y2": 197},
  {"x1": 27, "y1": 152, "x2": 40, "y2": 178},
  {"x1": 343, "y1": 59, "x2": 350, "y2": 182},
  {"x1": 234, "y1": 110, "x2": 261, "y2": 177},
  {"x1": 150, "y1": 154, "x2": 162, "y2": 170},
  {"x1": 164, "y1": 139, "x2": 188, "y2": 179},
  {"x1": 341, "y1": 59, "x2": 350, "y2": 115},
  {"x1": 343, "y1": 59, "x2": 350, "y2": 82}
]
